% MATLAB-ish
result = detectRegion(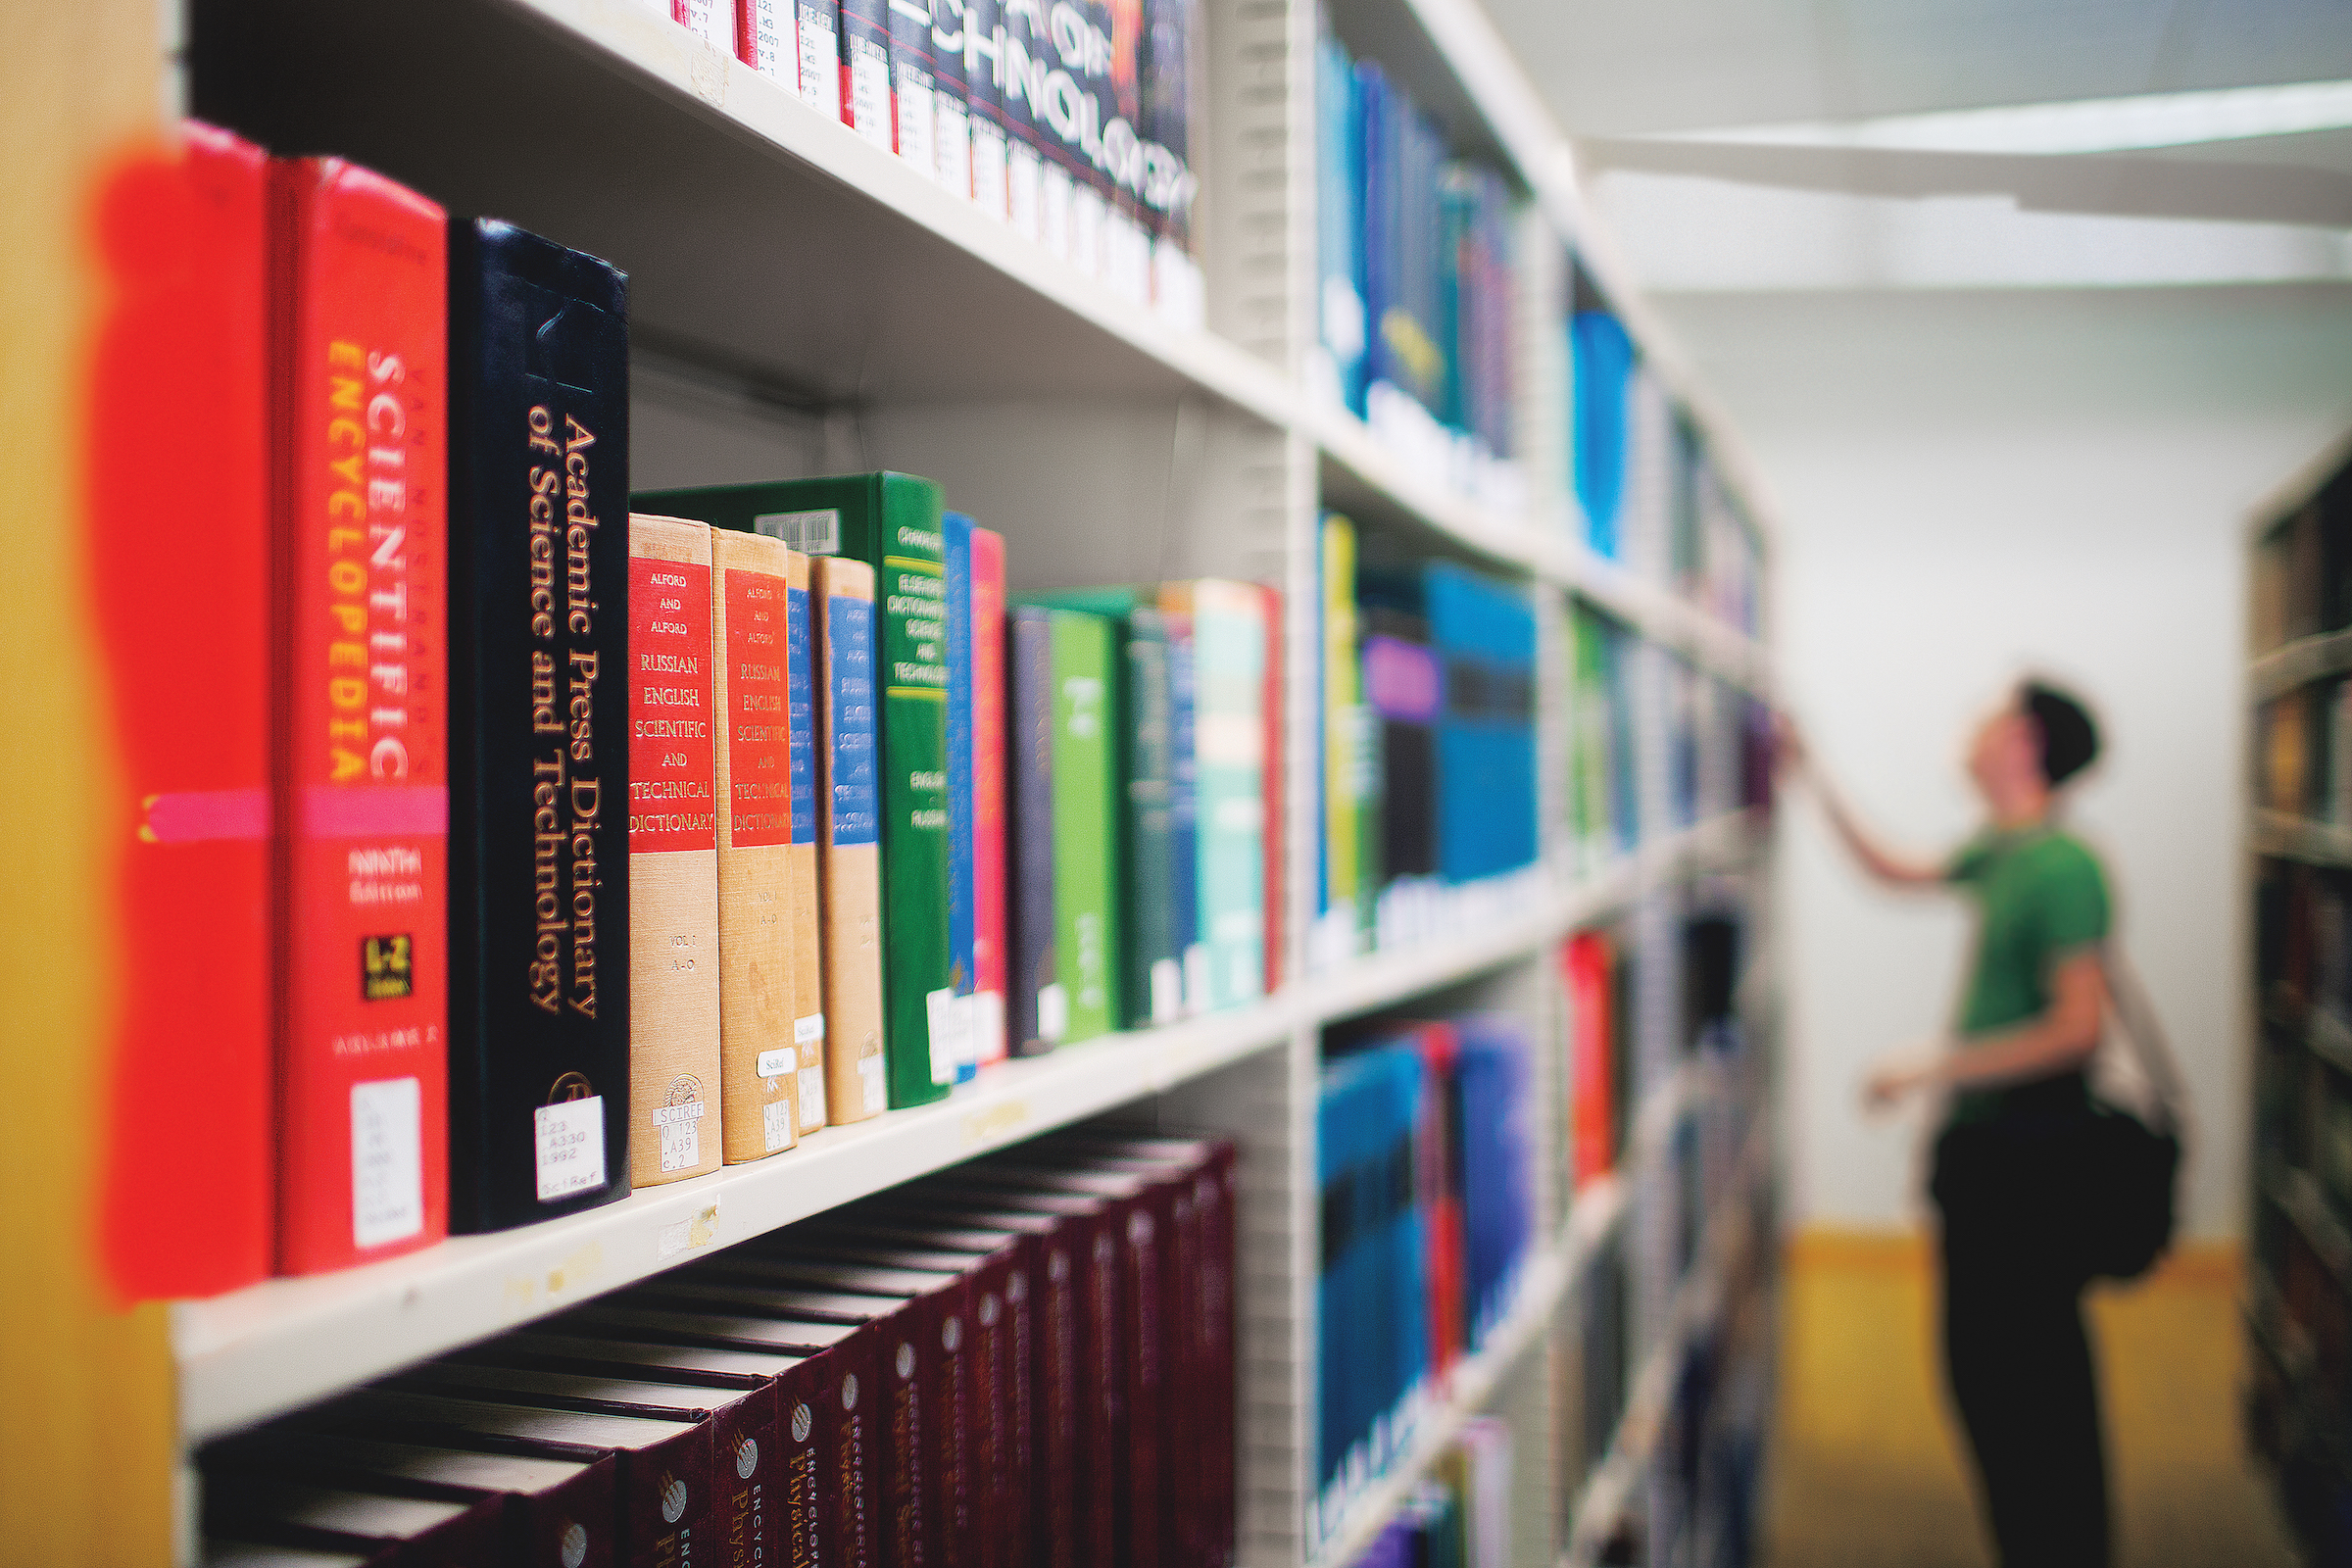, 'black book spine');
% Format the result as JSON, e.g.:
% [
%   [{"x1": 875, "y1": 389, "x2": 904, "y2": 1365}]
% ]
[
  {"x1": 1008, "y1": 609, "x2": 1056, "y2": 1054},
  {"x1": 446, "y1": 219, "x2": 633, "y2": 1233}
]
